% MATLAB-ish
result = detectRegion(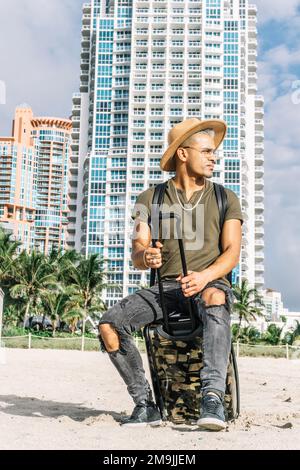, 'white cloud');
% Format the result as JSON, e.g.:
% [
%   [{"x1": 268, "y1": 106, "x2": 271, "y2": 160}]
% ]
[
  {"x1": 0, "y1": 0, "x2": 84, "y2": 135},
  {"x1": 257, "y1": 58, "x2": 298, "y2": 109},
  {"x1": 254, "y1": 0, "x2": 300, "y2": 23},
  {"x1": 264, "y1": 91, "x2": 300, "y2": 146},
  {"x1": 257, "y1": 61, "x2": 280, "y2": 105},
  {"x1": 254, "y1": 3, "x2": 300, "y2": 309},
  {"x1": 264, "y1": 45, "x2": 300, "y2": 70},
  {"x1": 263, "y1": 90, "x2": 300, "y2": 310},
  {"x1": 264, "y1": 140, "x2": 299, "y2": 169},
  {"x1": 264, "y1": 163, "x2": 300, "y2": 310}
]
